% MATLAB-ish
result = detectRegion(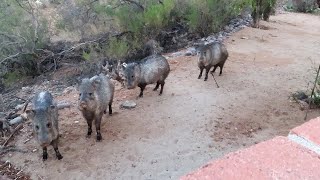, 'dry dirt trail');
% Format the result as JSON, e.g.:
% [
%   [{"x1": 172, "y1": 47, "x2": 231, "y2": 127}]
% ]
[{"x1": 4, "y1": 12, "x2": 320, "y2": 180}]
